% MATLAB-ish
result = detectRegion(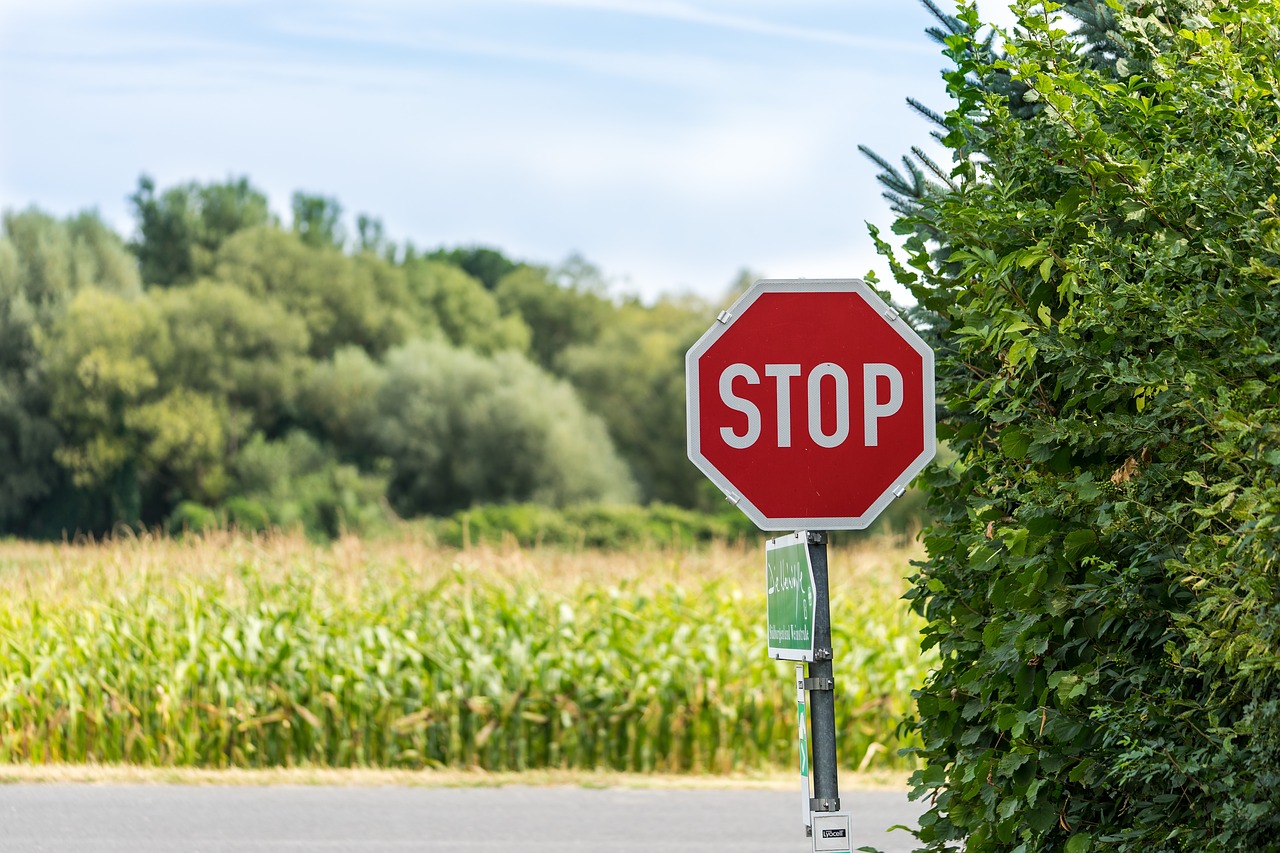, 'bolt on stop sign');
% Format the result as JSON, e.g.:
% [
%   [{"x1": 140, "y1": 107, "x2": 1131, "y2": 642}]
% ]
[{"x1": 686, "y1": 279, "x2": 936, "y2": 530}]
